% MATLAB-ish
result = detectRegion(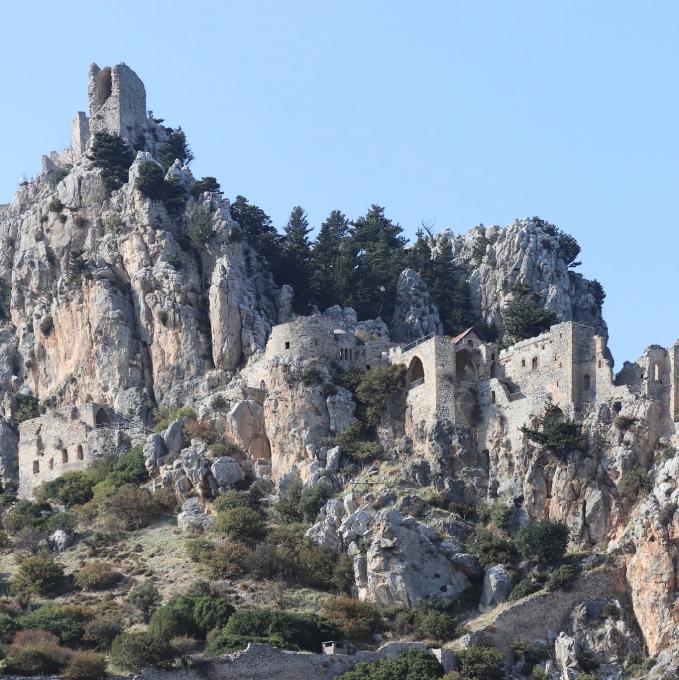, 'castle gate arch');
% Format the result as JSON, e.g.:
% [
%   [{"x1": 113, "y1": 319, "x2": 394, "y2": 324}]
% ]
[{"x1": 407, "y1": 356, "x2": 425, "y2": 387}]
